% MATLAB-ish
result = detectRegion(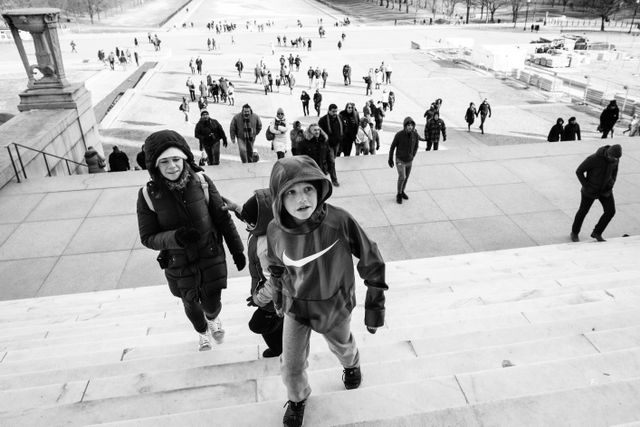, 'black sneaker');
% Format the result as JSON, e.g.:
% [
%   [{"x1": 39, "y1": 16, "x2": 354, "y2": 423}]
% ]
[
  {"x1": 401, "y1": 192, "x2": 409, "y2": 200},
  {"x1": 283, "y1": 400, "x2": 306, "y2": 427},
  {"x1": 396, "y1": 194, "x2": 402, "y2": 204},
  {"x1": 591, "y1": 232, "x2": 606, "y2": 242},
  {"x1": 342, "y1": 366, "x2": 362, "y2": 390},
  {"x1": 262, "y1": 348, "x2": 281, "y2": 358},
  {"x1": 570, "y1": 232, "x2": 579, "y2": 242}
]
